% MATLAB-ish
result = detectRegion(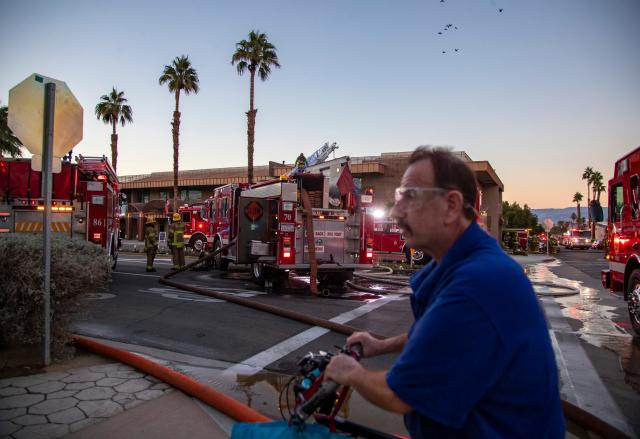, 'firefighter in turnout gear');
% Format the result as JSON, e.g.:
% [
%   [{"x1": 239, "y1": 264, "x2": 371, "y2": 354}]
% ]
[
  {"x1": 168, "y1": 212, "x2": 185, "y2": 269},
  {"x1": 144, "y1": 217, "x2": 158, "y2": 272}
]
